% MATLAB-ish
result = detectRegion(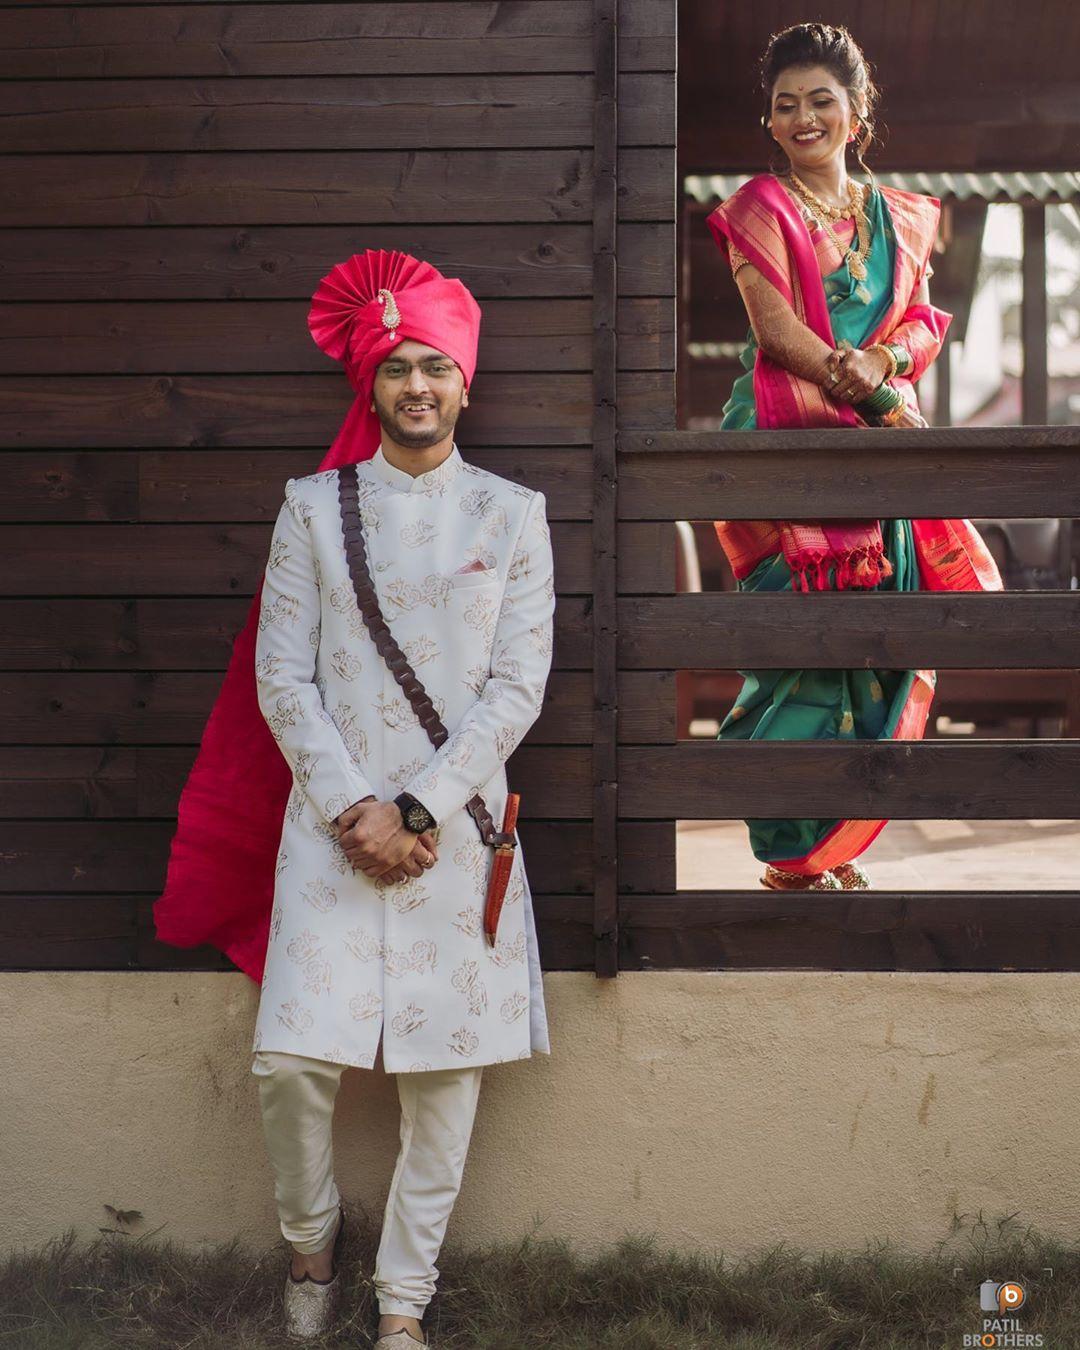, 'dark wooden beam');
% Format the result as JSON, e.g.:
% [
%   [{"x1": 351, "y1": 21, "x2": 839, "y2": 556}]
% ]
[
  {"x1": 0, "y1": 73, "x2": 671, "y2": 154},
  {"x1": 0, "y1": 745, "x2": 593, "y2": 820},
  {"x1": 591, "y1": 0, "x2": 619, "y2": 977},
  {"x1": 0, "y1": 820, "x2": 677, "y2": 899},
  {"x1": 619, "y1": 891, "x2": 1080, "y2": 972},
  {"x1": 1022, "y1": 203, "x2": 1049, "y2": 425},
  {"x1": 618, "y1": 594, "x2": 1080, "y2": 670},
  {"x1": 619, "y1": 741, "x2": 1080, "y2": 819},
  {"x1": 618, "y1": 425, "x2": 1080, "y2": 519},
  {"x1": 1, "y1": 298, "x2": 671, "y2": 376}
]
